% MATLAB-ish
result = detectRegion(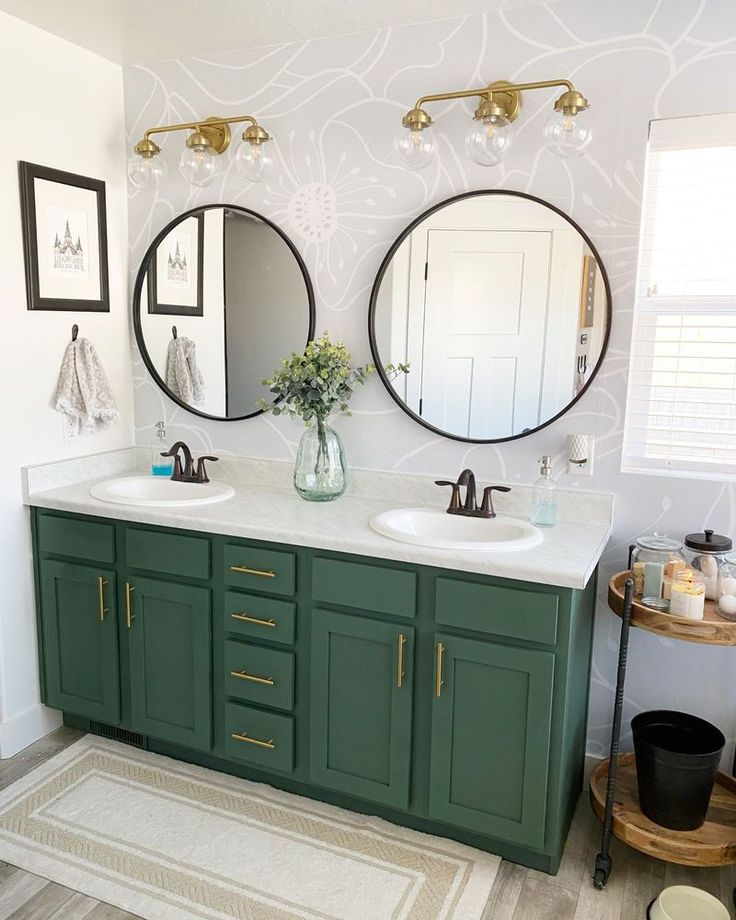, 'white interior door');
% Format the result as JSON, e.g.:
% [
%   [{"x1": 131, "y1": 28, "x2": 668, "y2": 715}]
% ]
[{"x1": 419, "y1": 229, "x2": 553, "y2": 439}]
